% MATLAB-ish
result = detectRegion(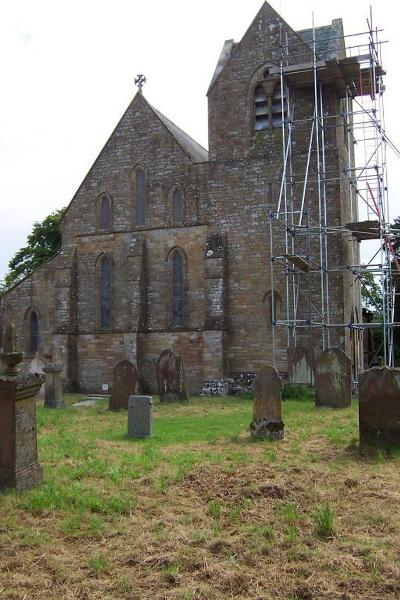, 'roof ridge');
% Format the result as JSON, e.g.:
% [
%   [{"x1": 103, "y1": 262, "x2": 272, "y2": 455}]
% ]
[{"x1": 148, "y1": 101, "x2": 209, "y2": 163}]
